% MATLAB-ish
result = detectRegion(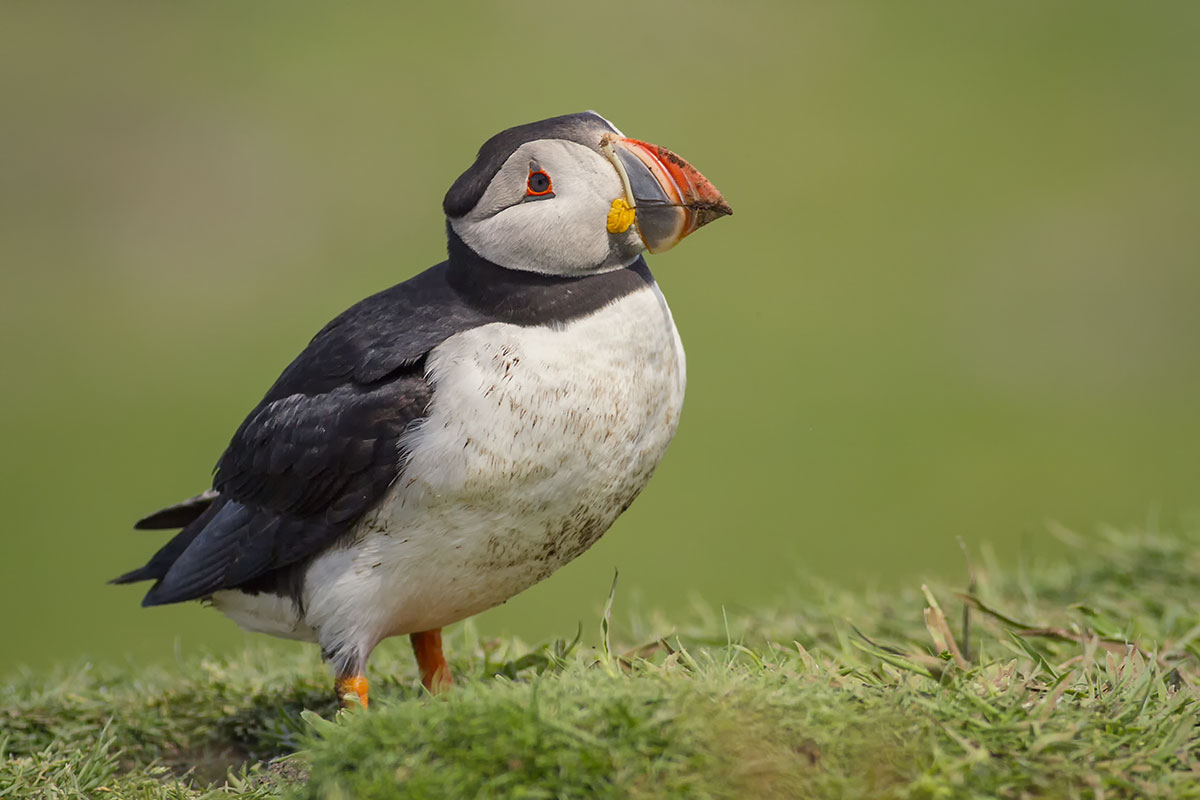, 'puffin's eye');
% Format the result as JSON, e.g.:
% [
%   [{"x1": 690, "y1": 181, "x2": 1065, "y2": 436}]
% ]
[{"x1": 525, "y1": 161, "x2": 554, "y2": 199}]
